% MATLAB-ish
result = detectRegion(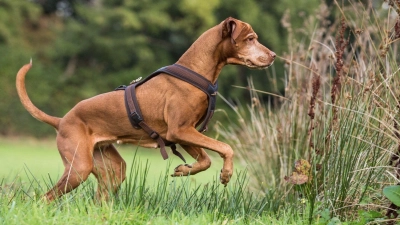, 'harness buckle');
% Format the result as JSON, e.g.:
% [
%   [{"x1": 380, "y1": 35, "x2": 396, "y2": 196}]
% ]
[
  {"x1": 114, "y1": 85, "x2": 127, "y2": 91},
  {"x1": 130, "y1": 112, "x2": 143, "y2": 124},
  {"x1": 150, "y1": 132, "x2": 159, "y2": 139}
]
